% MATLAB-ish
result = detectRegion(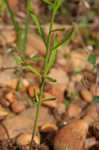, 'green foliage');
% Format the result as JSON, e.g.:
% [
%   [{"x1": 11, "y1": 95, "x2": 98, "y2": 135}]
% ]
[
  {"x1": 5, "y1": 0, "x2": 30, "y2": 59},
  {"x1": 64, "y1": 99, "x2": 70, "y2": 107},
  {"x1": 78, "y1": 12, "x2": 94, "y2": 30},
  {"x1": 88, "y1": 53, "x2": 96, "y2": 66},
  {"x1": 18, "y1": 78, "x2": 23, "y2": 91},
  {"x1": 42, "y1": 97, "x2": 56, "y2": 102},
  {"x1": 92, "y1": 96, "x2": 99, "y2": 104},
  {"x1": 46, "y1": 76, "x2": 56, "y2": 82},
  {"x1": 67, "y1": 92, "x2": 78, "y2": 99},
  {"x1": 5, "y1": 1, "x2": 74, "y2": 149}
]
